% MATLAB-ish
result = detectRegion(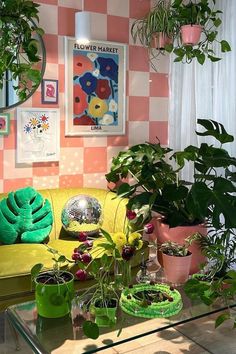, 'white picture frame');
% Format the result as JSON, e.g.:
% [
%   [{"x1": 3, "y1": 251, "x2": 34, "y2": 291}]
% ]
[
  {"x1": 16, "y1": 108, "x2": 60, "y2": 163},
  {"x1": 65, "y1": 37, "x2": 126, "y2": 136}
]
